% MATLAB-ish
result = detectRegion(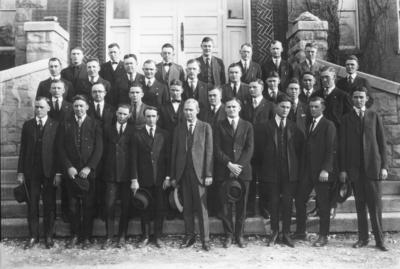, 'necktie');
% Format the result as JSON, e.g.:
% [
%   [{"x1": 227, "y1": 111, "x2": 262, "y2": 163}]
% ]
[
  {"x1": 306, "y1": 90, "x2": 311, "y2": 102},
  {"x1": 244, "y1": 62, "x2": 247, "y2": 73},
  {"x1": 275, "y1": 60, "x2": 279, "y2": 70},
  {"x1": 359, "y1": 110, "x2": 364, "y2": 121},
  {"x1": 132, "y1": 103, "x2": 137, "y2": 123},
  {"x1": 309, "y1": 119, "x2": 316, "y2": 133},
  {"x1": 55, "y1": 99, "x2": 60, "y2": 112},
  {"x1": 78, "y1": 118, "x2": 83, "y2": 128},
  {"x1": 129, "y1": 73, "x2": 134, "y2": 85},
  {"x1": 172, "y1": 99, "x2": 181, "y2": 103},
  {"x1": 190, "y1": 81, "x2": 195, "y2": 98},
  {"x1": 323, "y1": 88, "x2": 329, "y2": 99},
  {"x1": 279, "y1": 118, "x2": 284, "y2": 131},
  {"x1": 270, "y1": 91, "x2": 277, "y2": 102},
  {"x1": 211, "y1": 105, "x2": 216, "y2": 117},
  {"x1": 309, "y1": 60, "x2": 313, "y2": 71},
  {"x1": 73, "y1": 65, "x2": 79, "y2": 80},
  {"x1": 38, "y1": 119, "x2": 43, "y2": 132},
  {"x1": 149, "y1": 127, "x2": 154, "y2": 141},
  {"x1": 252, "y1": 98, "x2": 258, "y2": 109},
  {"x1": 233, "y1": 83, "x2": 237, "y2": 97},
  {"x1": 347, "y1": 76, "x2": 353, "y2": 90},
  {"x1": 90, "y1": 76, "x2": 94, "y2": 85},
  {"x1": 96, "y1": 103, "x2": 101, "y2": 118},
  {"x1": 206, "y1": 58, "x2": 210, "y2": 68},
  {"x1": 189, "y1": 124, "x2": 193, "y2": 137},
  {"x1": 119, "y1": 124, "x2": 123, "y2": 137},
  {"x1": 231, "y1": 119, "x2": 237, "y2": 133},
  {"x1": 147, "y1": 79, "x2": 152, "y2": 88},
  {"x1": 292, "y1": 102, "x2": 297, "y2": 113}
]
